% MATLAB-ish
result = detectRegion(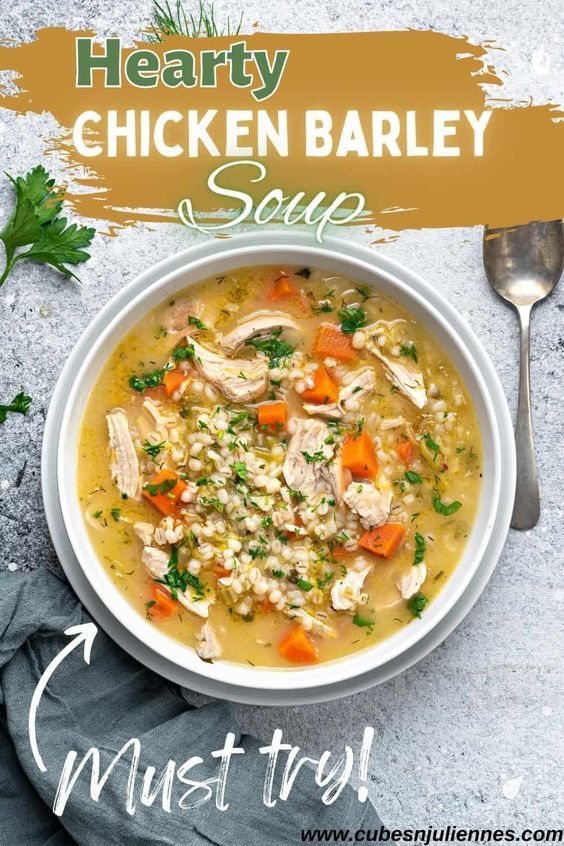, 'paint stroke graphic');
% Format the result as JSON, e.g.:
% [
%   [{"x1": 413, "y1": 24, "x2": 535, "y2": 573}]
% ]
[{"x1": 0, "y1": 29, "x2": 562, "y2": 230}]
